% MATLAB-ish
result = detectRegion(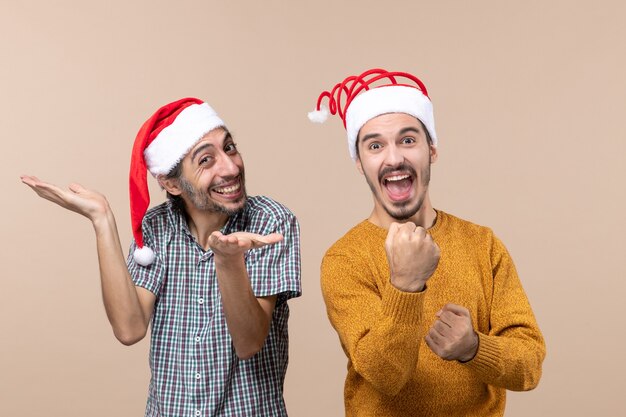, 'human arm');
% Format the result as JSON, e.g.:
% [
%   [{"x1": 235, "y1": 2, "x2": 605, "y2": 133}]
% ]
[
  {"x1": 209, "y1": 231, "x2": 282, "y2": 360},
  {"x1": 427, "y1": 236, "x2": 546, "y2": 391},
  {"x1": 21, "y1": 176, "x2": 155, "y2": 345},
  {"x1": 321, "y1": 222, "x2": 441, "y2": 396},
  {"x1": 464, "y1": 238, "x2": 545, "y2": 390}
]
